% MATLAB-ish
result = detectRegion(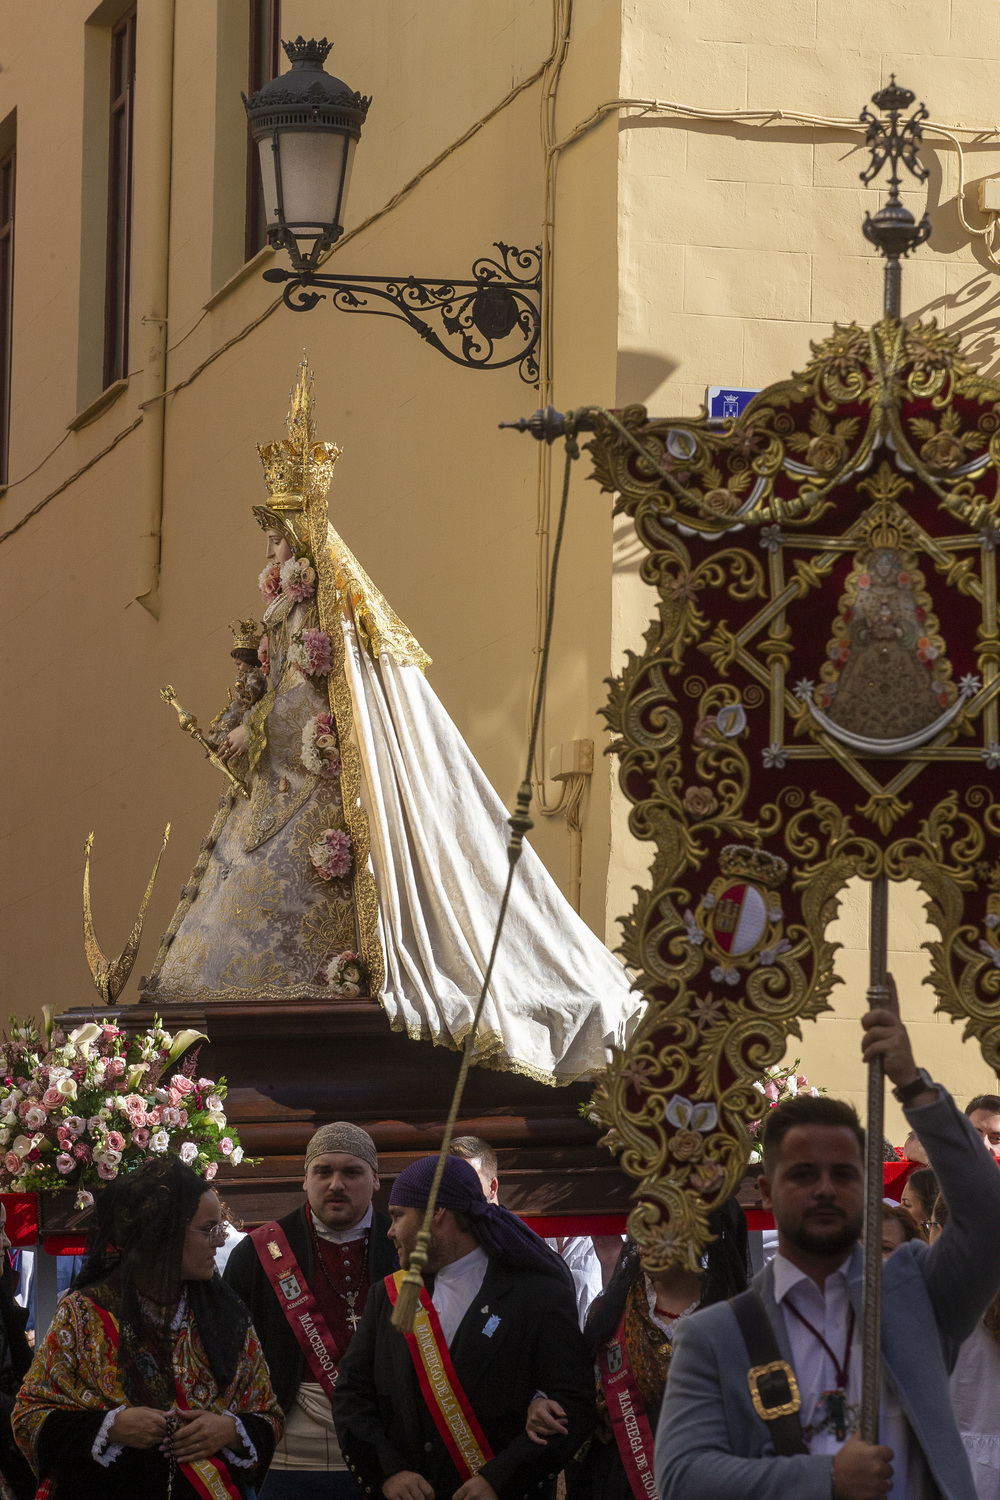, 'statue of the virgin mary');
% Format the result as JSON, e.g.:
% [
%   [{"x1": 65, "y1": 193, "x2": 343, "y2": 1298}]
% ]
[{"x1": 141, "y1": 363, "x2": 640, "y2": 1083}]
